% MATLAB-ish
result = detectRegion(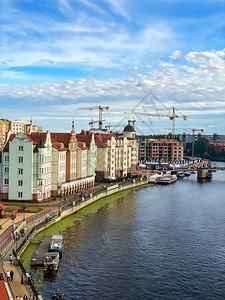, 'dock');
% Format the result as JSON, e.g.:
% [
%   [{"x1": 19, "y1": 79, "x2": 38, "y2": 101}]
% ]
[{"x1": 30, "y1": 235, "x2": 52, "y2": 266}]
